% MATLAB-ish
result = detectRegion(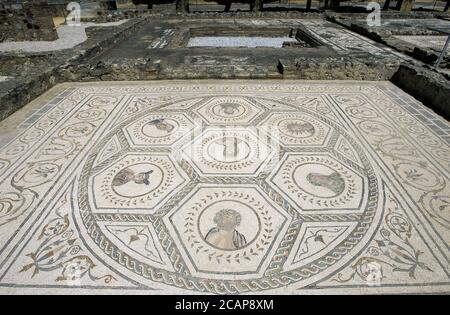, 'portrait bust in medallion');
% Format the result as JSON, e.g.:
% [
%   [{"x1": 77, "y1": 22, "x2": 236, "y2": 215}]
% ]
[{"x1": 204, "y1": 209, "x2": 247, "y2": 250}]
